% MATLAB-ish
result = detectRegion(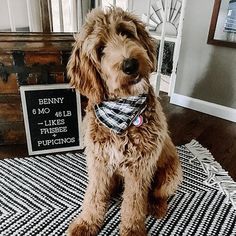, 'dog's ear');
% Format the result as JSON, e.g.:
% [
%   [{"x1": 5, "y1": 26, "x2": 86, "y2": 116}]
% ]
[
  {"x1": 135, "y1": 22, "x2": 157, "y2": 72},
  {"x1": 67, "y1": 39, "x2": 104, "y2": 104}
]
